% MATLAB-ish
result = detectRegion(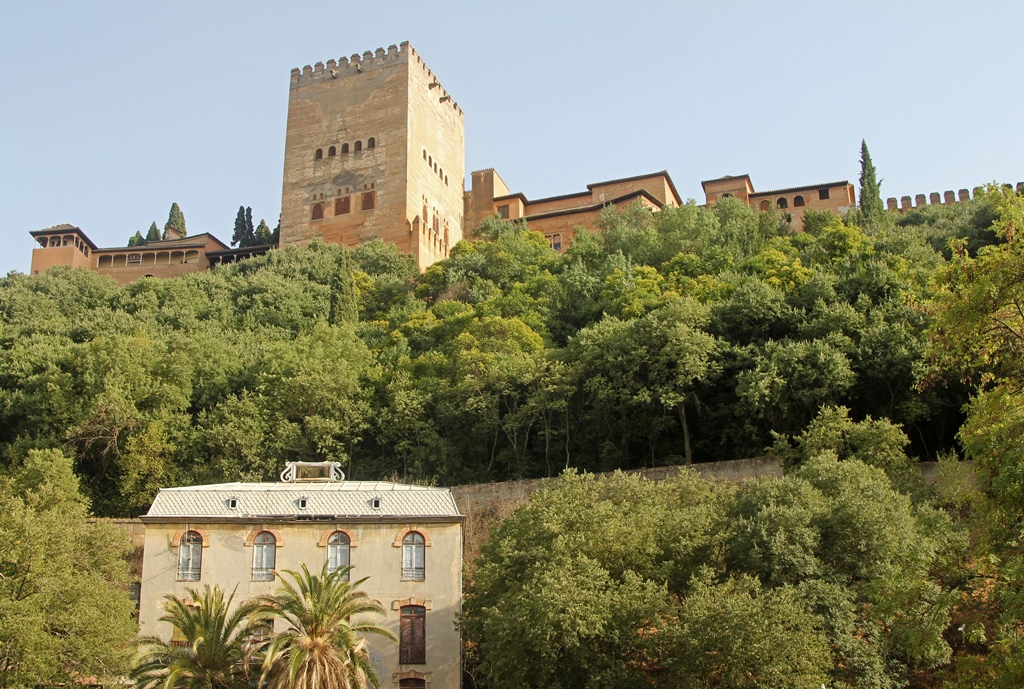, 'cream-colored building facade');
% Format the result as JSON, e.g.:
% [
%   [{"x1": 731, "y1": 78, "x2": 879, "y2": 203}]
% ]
[{"x1": 139, "y1": 462, "x2": 464, "y2": 689}]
